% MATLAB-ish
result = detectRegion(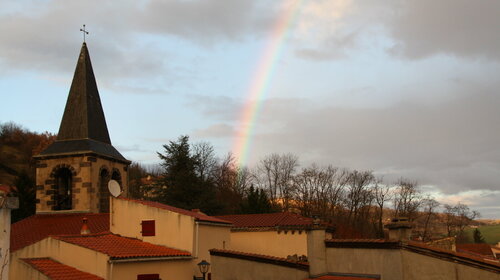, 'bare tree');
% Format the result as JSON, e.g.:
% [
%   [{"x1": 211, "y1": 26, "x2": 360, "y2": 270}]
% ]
[
  {"x1": 256, "y1": 153, "x2": 299, "y2": 211},
  {"x1": 393, "y1": 178, "x2": 422, "y2": 221},
  {"x1": 444, "y1": 202, "x2": 480, "y2": 238},
  {"x1": 419, "y1": 197, "x2": 440, "y2": 241},
  {"x1": 344, "y1": 170, "x2": 375, "y2": 227},
  {"x1": 193, "y1": 141, "x2": 217, "y2": 182},
  {"x1": 372, "y1": 180, "x2": 392, "y2": 237}
]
